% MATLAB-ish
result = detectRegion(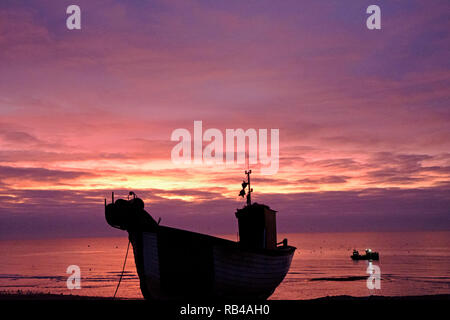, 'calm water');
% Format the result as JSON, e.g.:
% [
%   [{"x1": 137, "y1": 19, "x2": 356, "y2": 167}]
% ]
[{"x1": 0, "y1": 232, "x2": 449, "y2": 299}]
